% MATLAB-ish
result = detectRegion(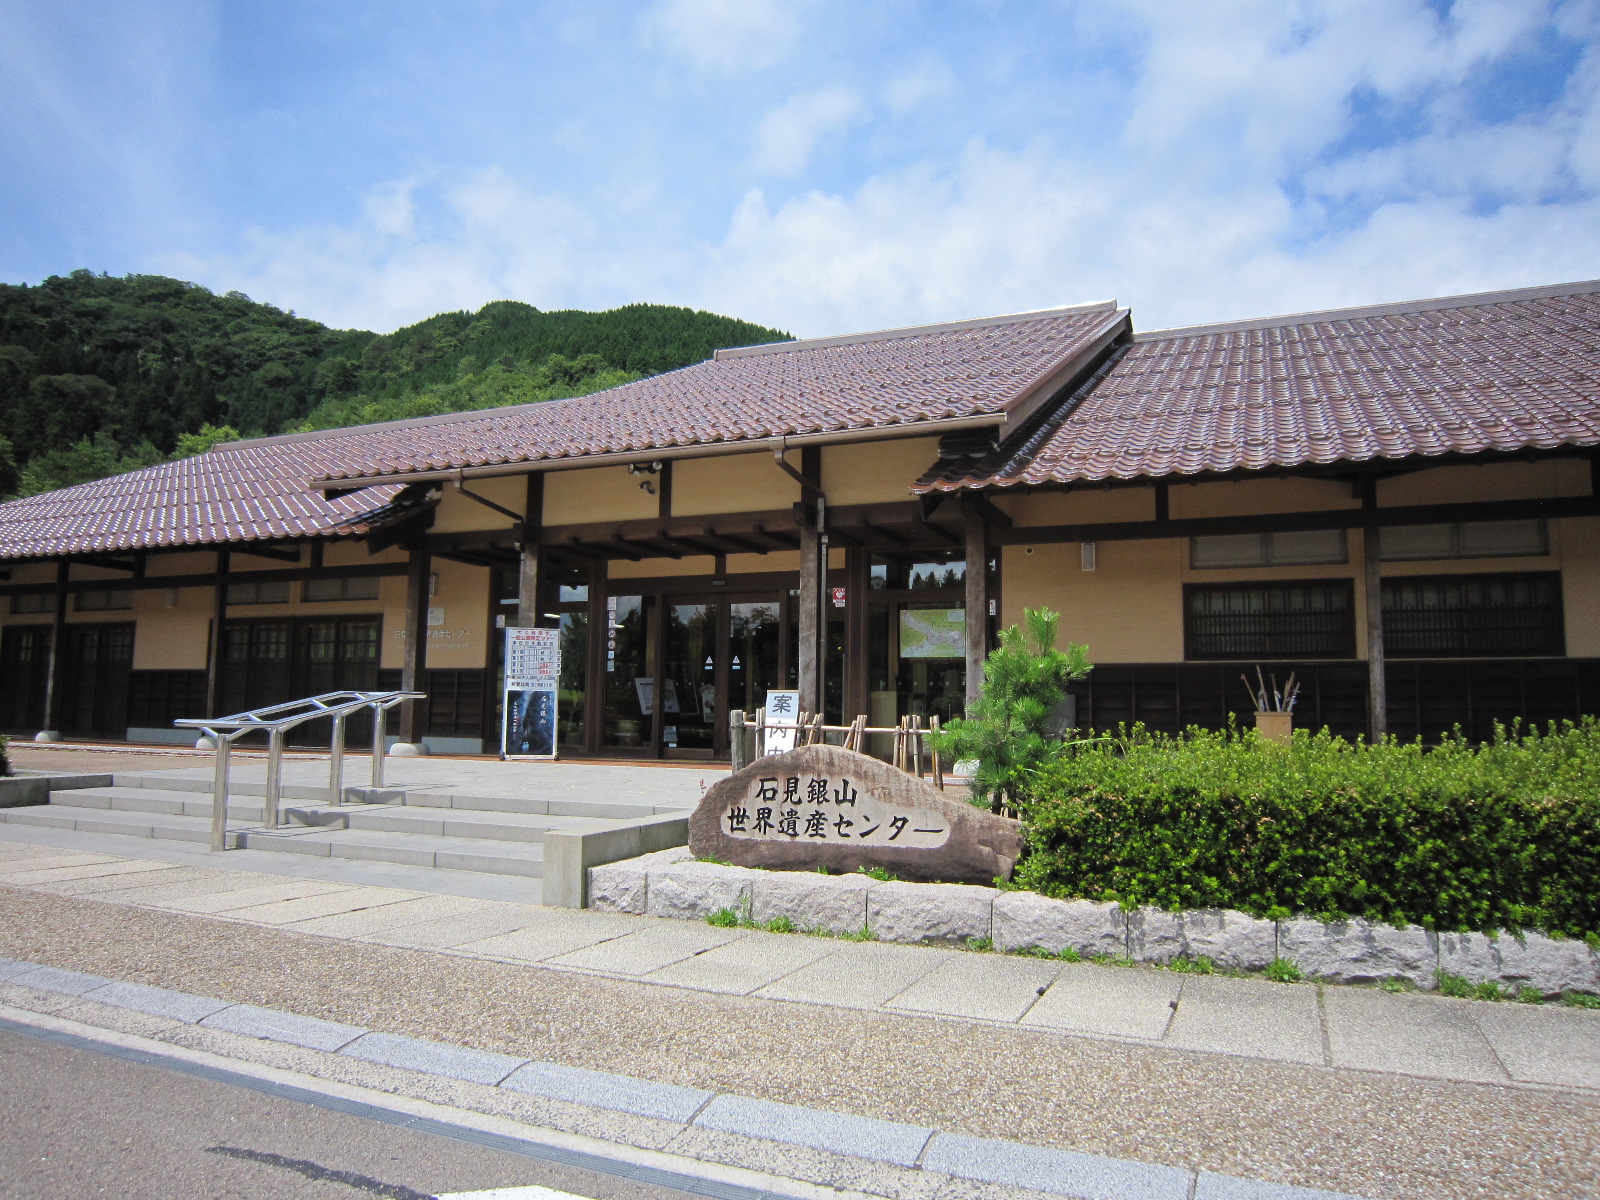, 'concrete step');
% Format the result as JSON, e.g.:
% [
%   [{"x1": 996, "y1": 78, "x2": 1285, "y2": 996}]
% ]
[
  {"x1": 0, "y1": 798, "x2": 544, "y2": 878},
  {"x1": 62, "y1": 786, "x2": 268, "y2": 822},
  {"x1": 286, "y1": 803, "x2": 572, "y2": 845}
]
